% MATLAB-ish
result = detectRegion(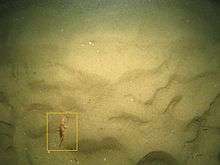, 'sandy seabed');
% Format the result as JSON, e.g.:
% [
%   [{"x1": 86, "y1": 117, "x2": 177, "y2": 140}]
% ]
[{"x1": 0, "y1": 0, "x2": 220, "y2": 165}]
